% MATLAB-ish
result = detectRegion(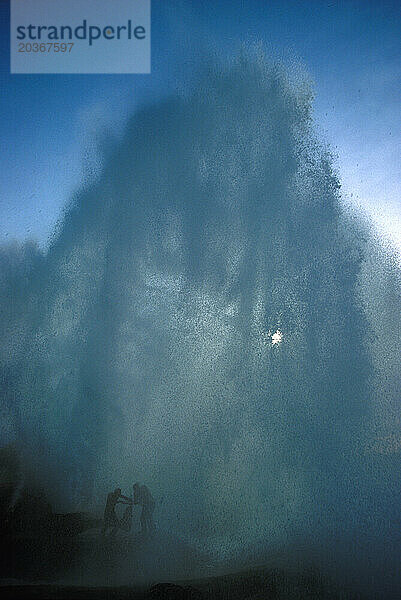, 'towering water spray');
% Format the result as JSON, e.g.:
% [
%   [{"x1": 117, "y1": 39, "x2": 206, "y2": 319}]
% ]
[{"x1": 0, "y1": 53, "x2": 400, "y2": 592}]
